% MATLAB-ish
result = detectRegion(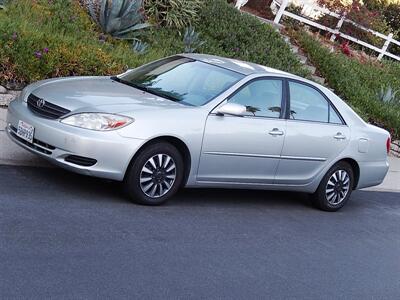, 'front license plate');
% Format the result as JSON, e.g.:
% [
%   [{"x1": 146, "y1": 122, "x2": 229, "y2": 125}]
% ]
[{"x1": 17, "y1": 120, "x2": 35, "y2": 144}]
